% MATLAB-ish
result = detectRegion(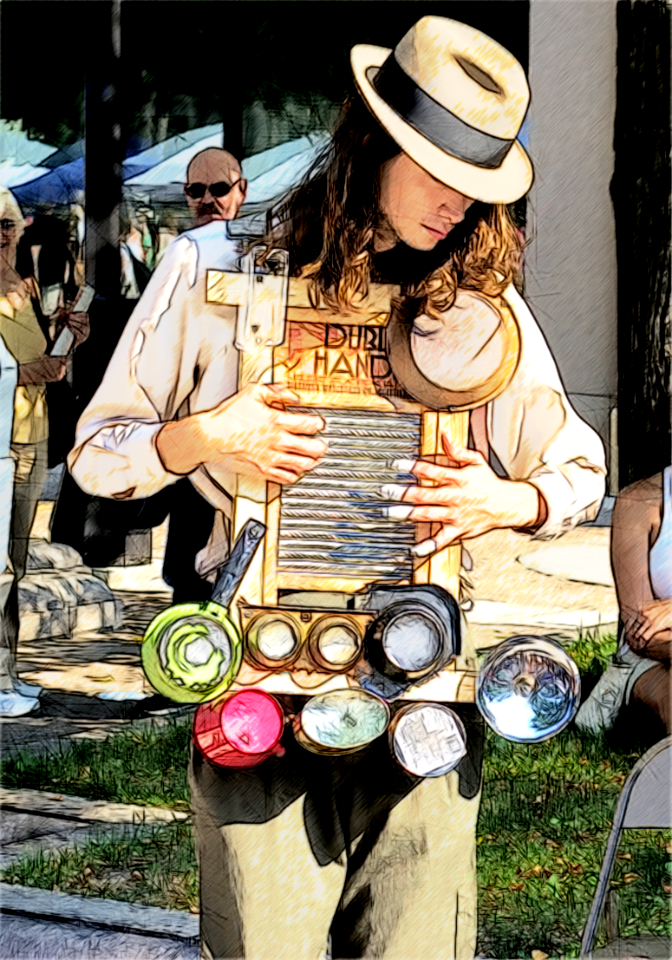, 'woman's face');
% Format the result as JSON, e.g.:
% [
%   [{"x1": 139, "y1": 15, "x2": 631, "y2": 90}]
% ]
[{"x1": 377, "y1": 153, "x2": 475, "y2": 252}]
